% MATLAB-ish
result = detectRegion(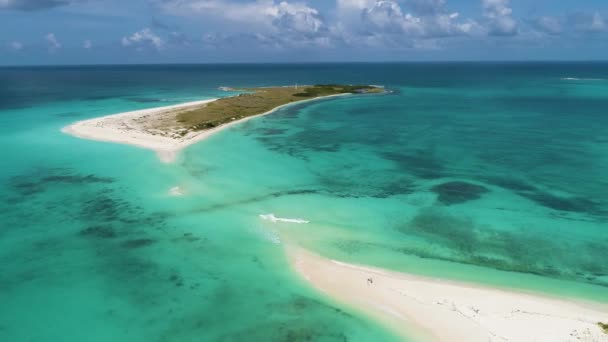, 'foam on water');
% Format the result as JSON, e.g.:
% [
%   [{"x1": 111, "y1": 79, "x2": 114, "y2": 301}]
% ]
[
  {"x1": 260, "y1": 213, "x2": 310, "y2": 224},
  {"x1": 168, "y1": 186, "x2": 184, "y2": 196},
  {"x1": 561, "y1": 77, "x2": 606, "y2": 81}
]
